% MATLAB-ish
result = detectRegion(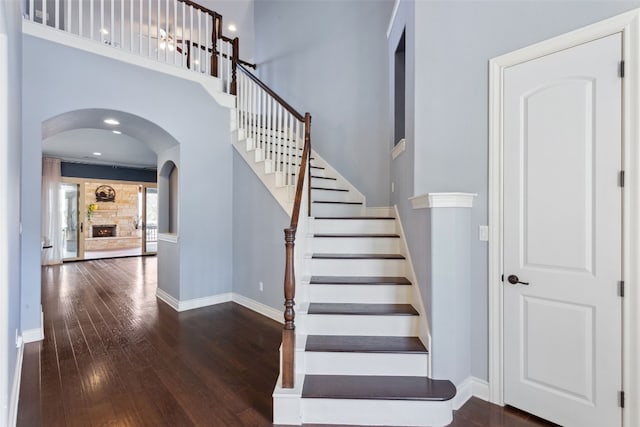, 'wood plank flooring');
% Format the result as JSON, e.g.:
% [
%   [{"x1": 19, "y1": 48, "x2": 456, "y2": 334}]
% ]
[{"x1": 18, "y1": 257, "x2": 556, "y2": 427}]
